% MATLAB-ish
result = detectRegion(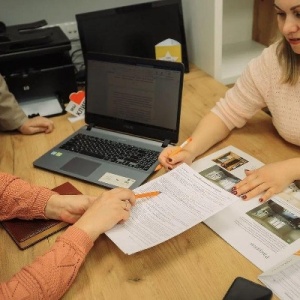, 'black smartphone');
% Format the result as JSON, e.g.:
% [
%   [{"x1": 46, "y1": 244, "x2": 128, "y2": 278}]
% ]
[{"x1": 223, "y1": 277, "x2": 273, "y2": 300}]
